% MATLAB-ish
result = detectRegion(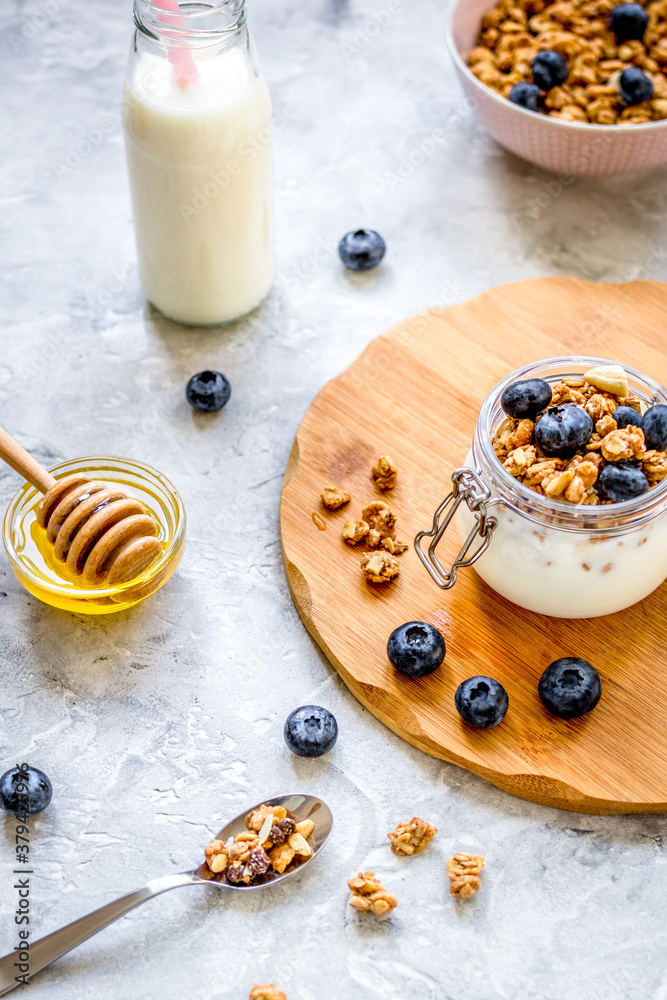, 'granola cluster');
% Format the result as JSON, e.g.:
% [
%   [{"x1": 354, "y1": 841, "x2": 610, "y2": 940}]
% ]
[
  {"x1": 320, "y1": 485, "x2": 351, "y2": 510},
  {"x1": 203, "y1": 804, "x2": 314, "y2": 885},
  {"x1": 372, "y1": 454, "x2": 398, "y2": 490},
  {"x1": 249, "y1": 987, "x2": 287, "y2": 1000},
  {"x1": 388, "y1": 816, "x2": 438, "y2": 855},
  {"x1": 493, "y1": 365, "x2": 667, "y2": 504},
  {"x1": 446, "y1": 853, "x2": 485, "y2": 898},
  {"x1": 468, "y1": 0, "x2": 667, "y2": 123},
  {"x1": 347, "y1": 871, "x2": 399, "y2": 915},
  {"x1": 342, "y1": 501, "x2": 408, "y2": 582}
]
